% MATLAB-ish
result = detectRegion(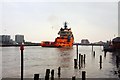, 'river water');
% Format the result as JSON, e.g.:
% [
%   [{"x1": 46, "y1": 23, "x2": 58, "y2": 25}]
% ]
[{"x1": 1, "y1": 46, "x2": 119, "y2": 78}]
